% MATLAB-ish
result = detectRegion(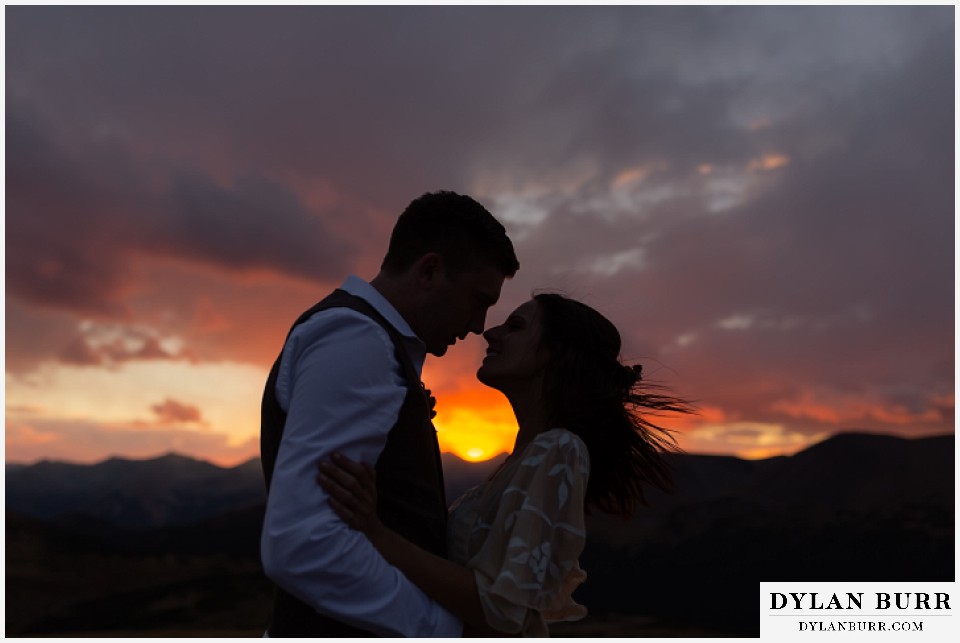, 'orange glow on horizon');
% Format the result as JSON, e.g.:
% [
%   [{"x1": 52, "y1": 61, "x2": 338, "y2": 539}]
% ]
[
  {"x1": 735, "y1": 445, "x2": 800, "y2": 460},
  {"x1": 6, "y1": 342, "x2": 947, "y2": 468},
  {"x1": 432, "y1": 389, "x2": 730, "y2": 463},
  {"x1": 433, "y1": 387, "x2": 516, "y2": 462}
]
